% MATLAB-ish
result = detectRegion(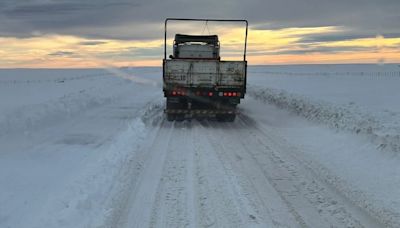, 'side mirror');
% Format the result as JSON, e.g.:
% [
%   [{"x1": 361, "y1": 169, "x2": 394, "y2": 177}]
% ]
[{"x1": 169, "y1": 55, "x2": 174, "y2": 59}]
